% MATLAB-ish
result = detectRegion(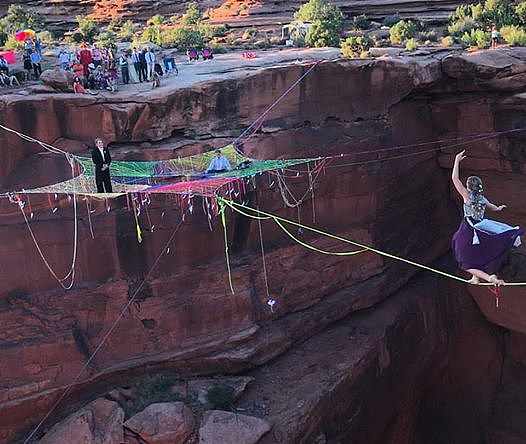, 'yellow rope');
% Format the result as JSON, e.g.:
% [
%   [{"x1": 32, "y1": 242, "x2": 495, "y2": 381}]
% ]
[
  {"x1": 218, "y1": 197, "x2": 526, "y2": 287},
  {"x1": 218, "y1": 199, "x2": 235, "y2": 294}
]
